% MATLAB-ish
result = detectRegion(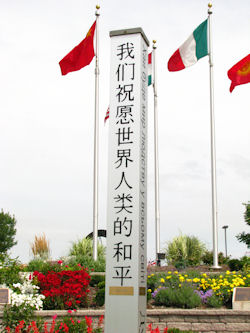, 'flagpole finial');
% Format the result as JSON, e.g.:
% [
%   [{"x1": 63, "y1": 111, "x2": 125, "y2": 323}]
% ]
[
  {"x1": 208, "y1": 3, "x2": 212, "y2": 14},
  {"x1": 95, "y1": 5, "x2": 100, "y2": 16},
  {"x1": 153, "y1": 40, "x2": 157, "y2": 49}
]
